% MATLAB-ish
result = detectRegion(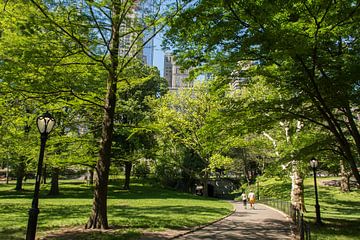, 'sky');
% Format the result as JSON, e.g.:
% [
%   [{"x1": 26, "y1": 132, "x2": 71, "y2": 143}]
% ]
[{"x1": 153, "y1": 34, "x2": 165, "y2": 77}]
